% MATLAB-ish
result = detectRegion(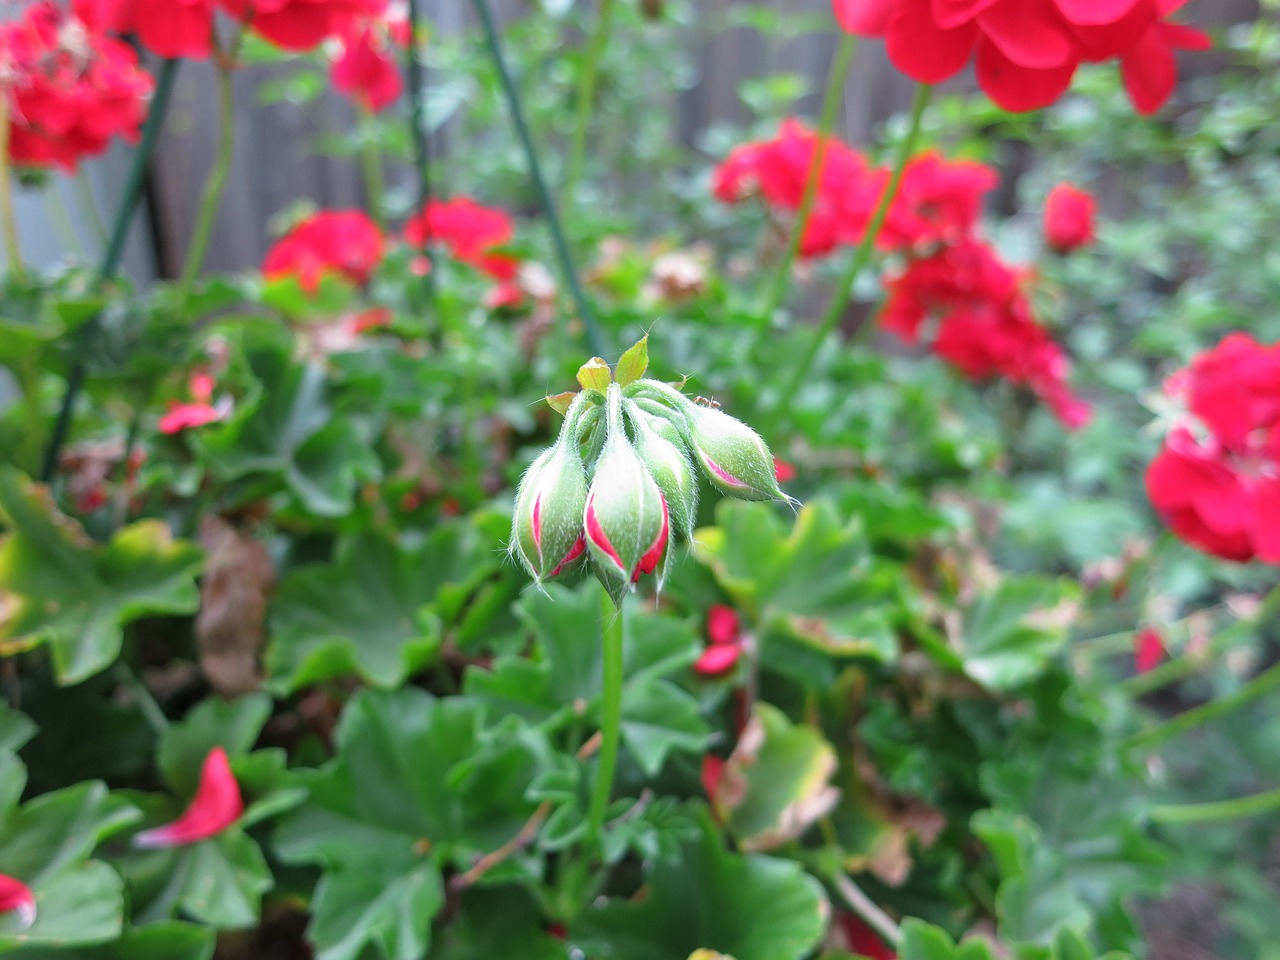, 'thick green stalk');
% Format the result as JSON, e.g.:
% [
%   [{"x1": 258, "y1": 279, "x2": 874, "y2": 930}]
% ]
[
  {"x1": 358, "y1": 106, "x2": 386, "y2": 230},
  {"x1": 1151, "y1": 785, "x2": 1280, "y2": 825},
  {"x1": 772, "y1": 84, "x2": 932, "y2": 422},
  {"x1": 0, "y1": 91, "x2": 26, "y2": 278},
  {"x1": 564, "y1": 0, "x2": 617, "y2": 200},
  {"x1": 471, "y1": 0, "x2": 609, "y2": 359},
  {"x1": 40, "y1": 59, "x2": 181, "y2": 483},
  {"x1": 586, "y1": 585, "x2": 624, "y2": 854},
  {"x1": 1125, "y1": 659, "x2": 1280, "y2": 752},
  {"x1": 759, "y1": 34, "x2": 857, "y2": 316},
  {"x1": 176, "y1": 63, "x2": 236, "y2": 305}
]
